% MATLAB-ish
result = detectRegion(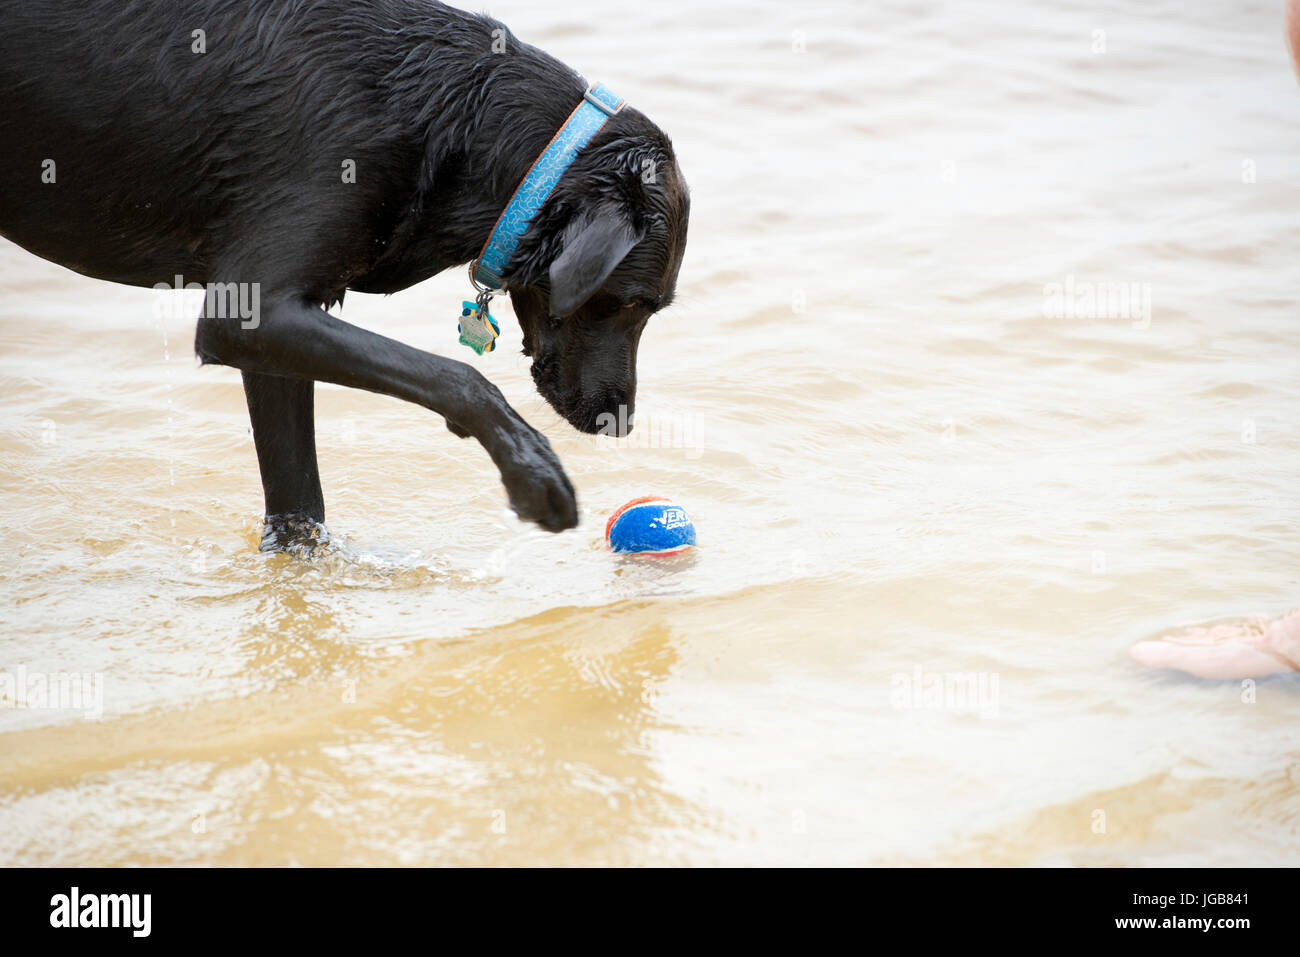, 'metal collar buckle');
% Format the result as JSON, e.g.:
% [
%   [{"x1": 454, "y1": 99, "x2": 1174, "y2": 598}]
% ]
[{"x1": 583, "y1": 83, "x2": 625, "y2": 117}]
